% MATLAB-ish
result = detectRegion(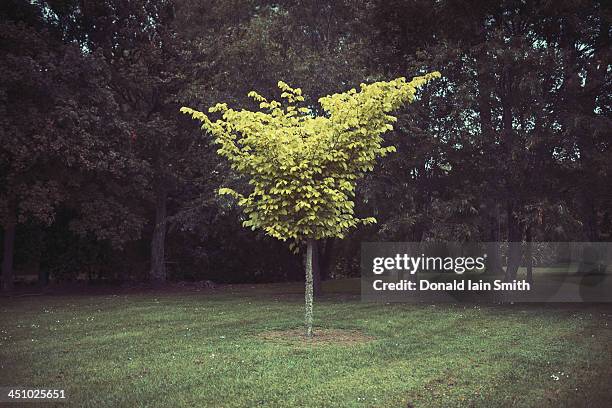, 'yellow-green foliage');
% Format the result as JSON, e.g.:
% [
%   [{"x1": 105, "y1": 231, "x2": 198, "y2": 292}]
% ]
[{"x1": 181, "y1": 72, "x2": 440, "y2": 243}]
